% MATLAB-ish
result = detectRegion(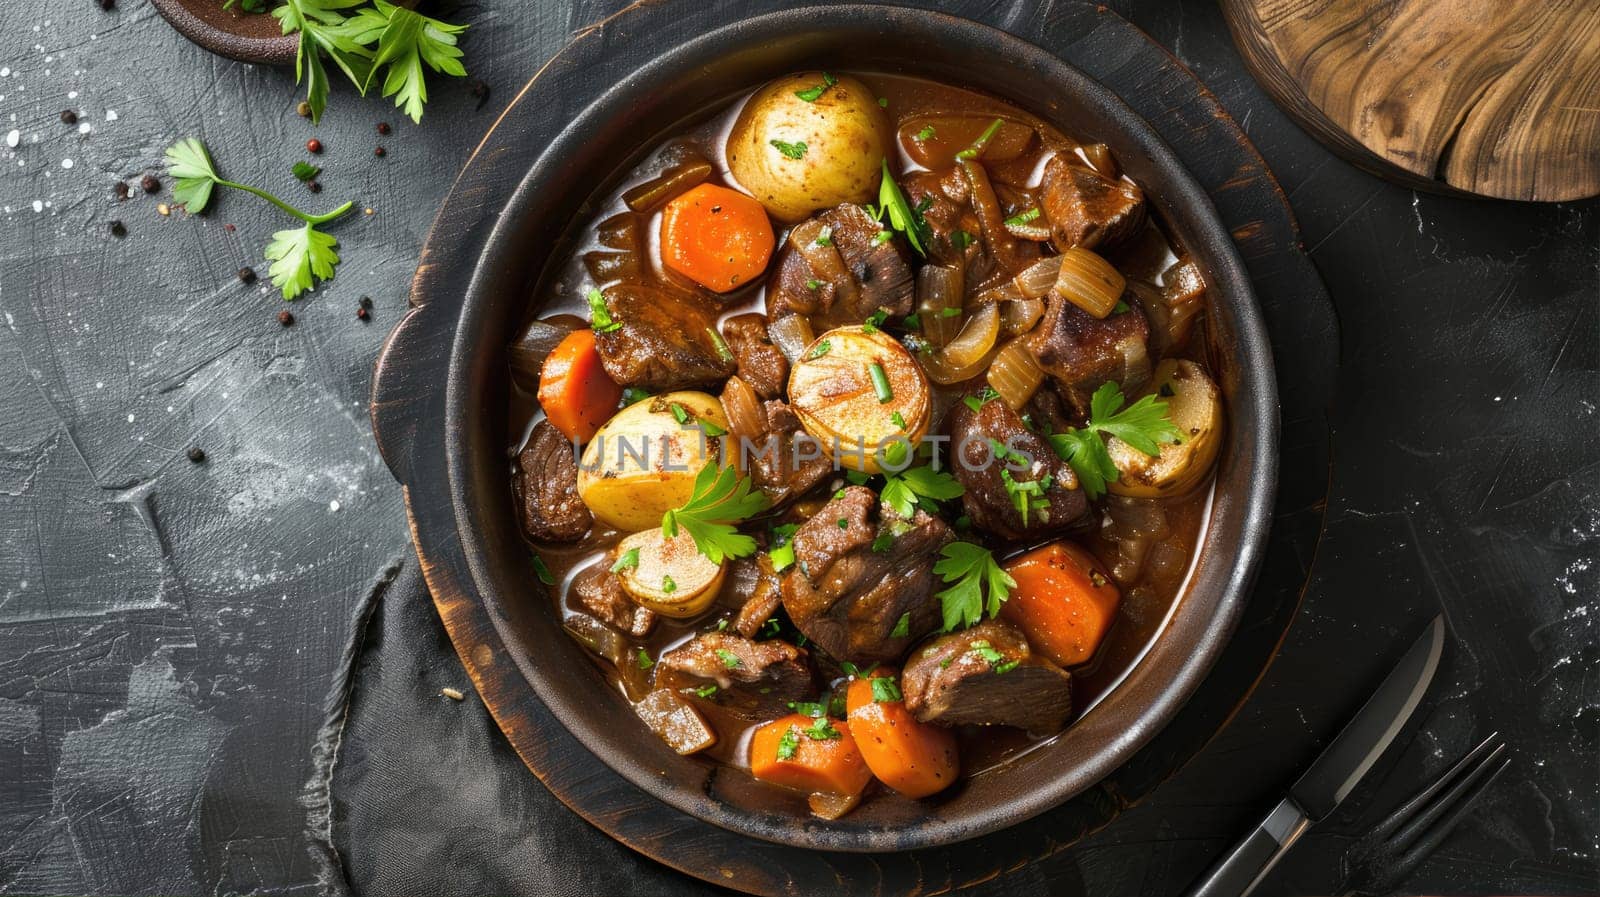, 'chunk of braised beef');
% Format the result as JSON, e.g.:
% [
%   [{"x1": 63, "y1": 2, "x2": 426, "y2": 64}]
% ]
[
  {"x1": 744, "y1": 400, "x2": 834, "y2": 508},
  {"x1": 1023, "y1": 291, "x2": 1152, "y2": 416},
  {"x1": 571, "y1": 560, "x2": 656, "y2": 637},
  {"x1": 592, "y1": 283, "x2": 736, "y2": 390},
  {"x1": 656, "y1": 632, "x2": 813, "y2": 719},
  {"x1": 780, "y1": 486, "x2": 953, "y2": 664},
  {"x1": 723, "y1": 554, "x2": 785, "y2": 639},
  {"x1": 902, "y1": 168, "x2": 983, "y2": 270},
  {"x1": 944, "y1": 396, "x2": 1088, "y2": 541},
  {"x1": 901, "y1": 619, "x2": 1073, "y2": 733},
  {"x1": 513, "y1": 420, "x2": 592, "y2": 542},
  {"x1": 767, "y1": 203, "x2": 914, "y2": 329},
  {"x1": 721, "y1": 313, "x2": 789, "y2": 399},
  {"x1": 1040, "y1": 155, "x2": 1147, "y2": 252}
]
